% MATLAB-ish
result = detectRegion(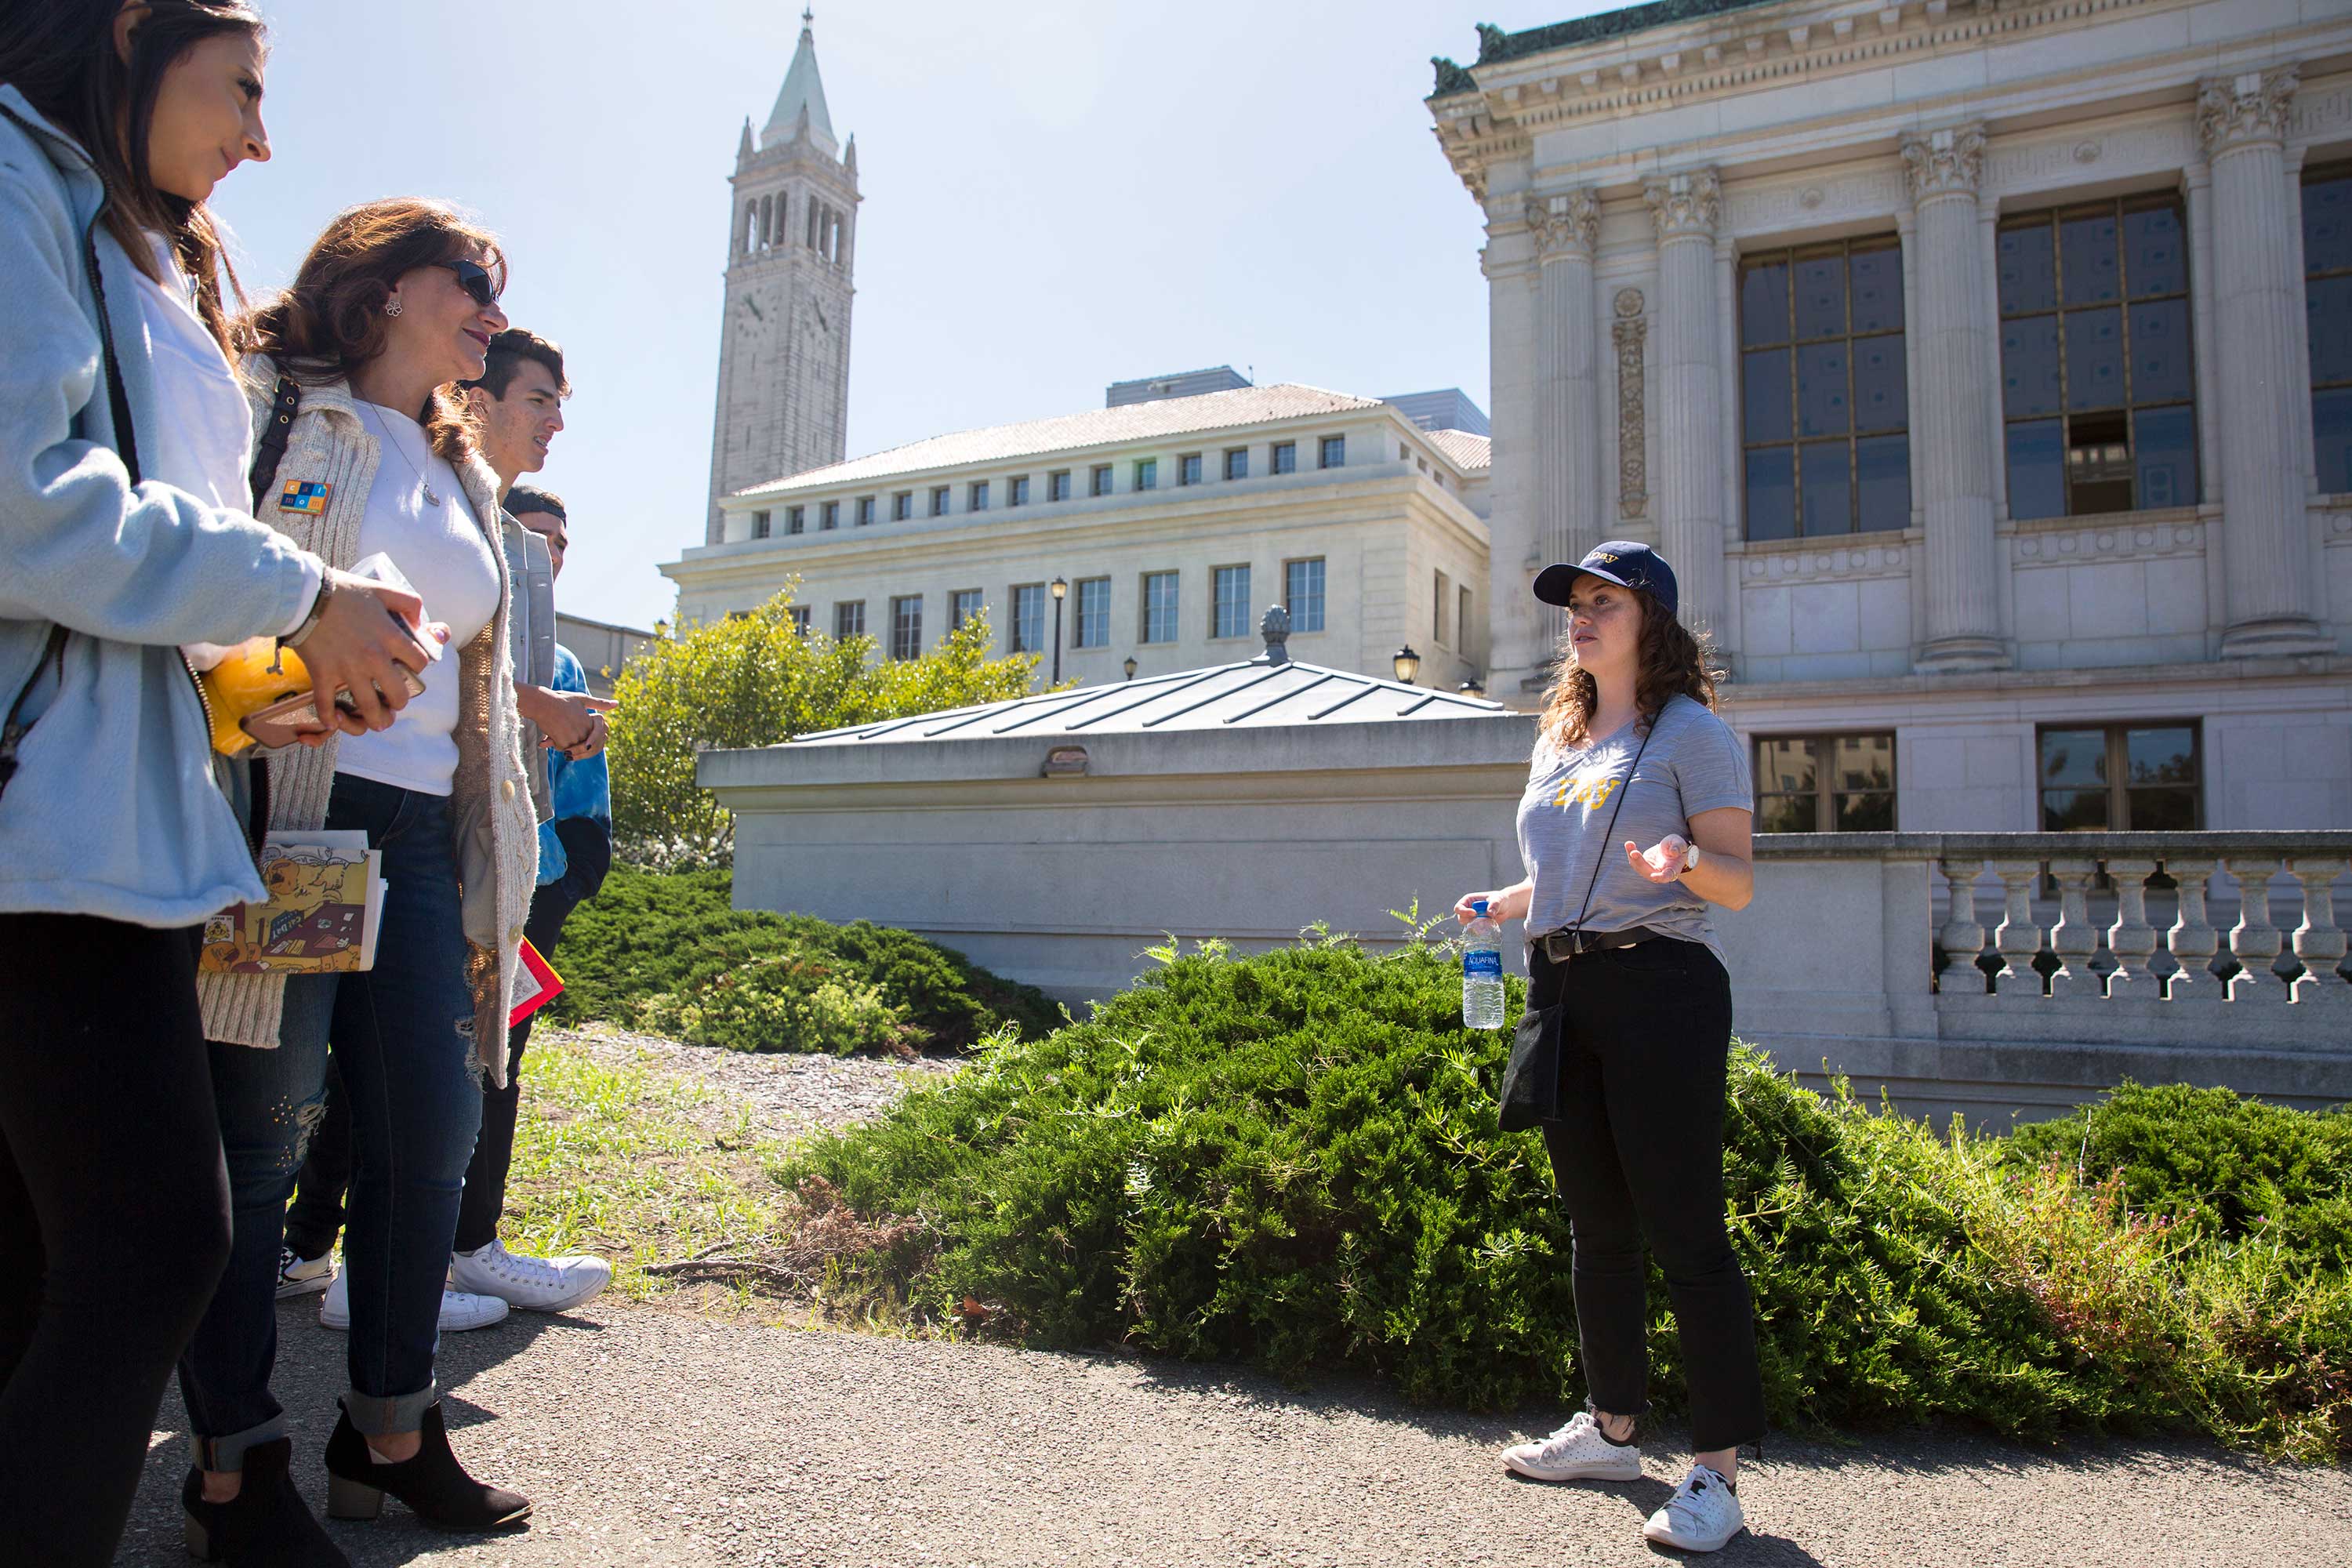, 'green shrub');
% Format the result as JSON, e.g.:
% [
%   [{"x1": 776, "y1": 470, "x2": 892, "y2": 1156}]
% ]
[
  {"x1": 550, "y1": 866, "x2": 1064, "y2": 1053},
  {"x1": 2001, "y1": 1082, "x2": 2352, "y2": 1272},
  {"x1": 786, "y1": 937, "x2": 2352, "y2": 1461}
]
